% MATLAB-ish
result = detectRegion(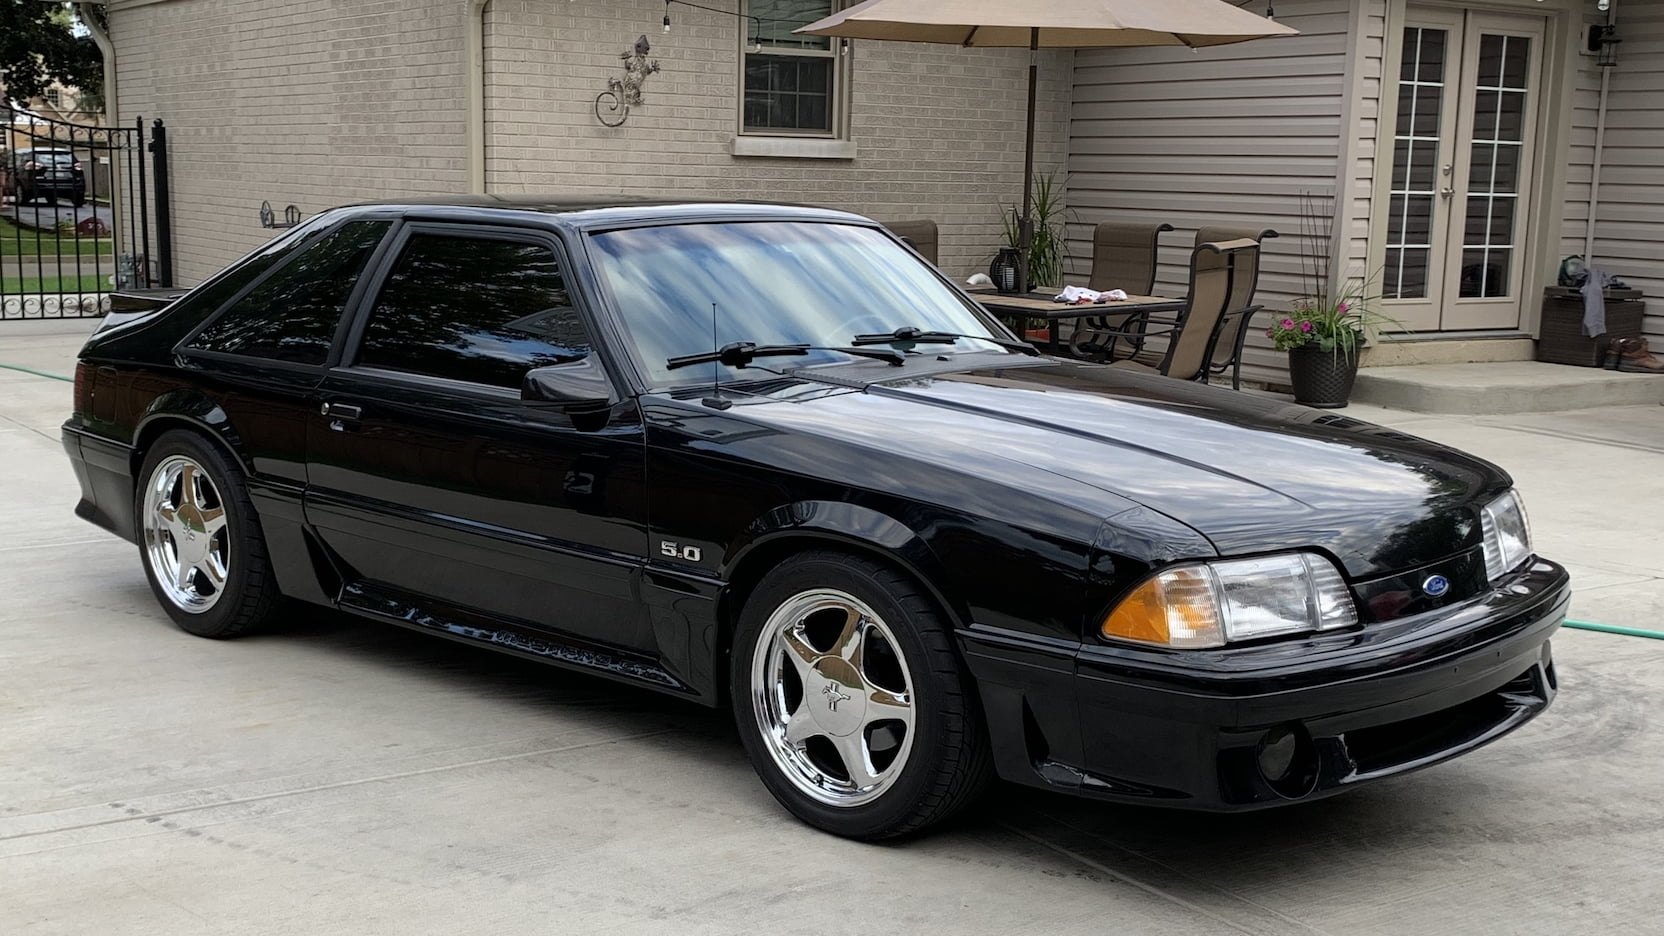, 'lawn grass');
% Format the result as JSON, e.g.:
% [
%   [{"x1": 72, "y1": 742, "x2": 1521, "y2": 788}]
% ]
[
  {"x1": 2, "y1": 273, "x2": 111, "y2": 294},
  {"x1": 0, "y1": 215, "x2": 115, "y2": 256}
]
